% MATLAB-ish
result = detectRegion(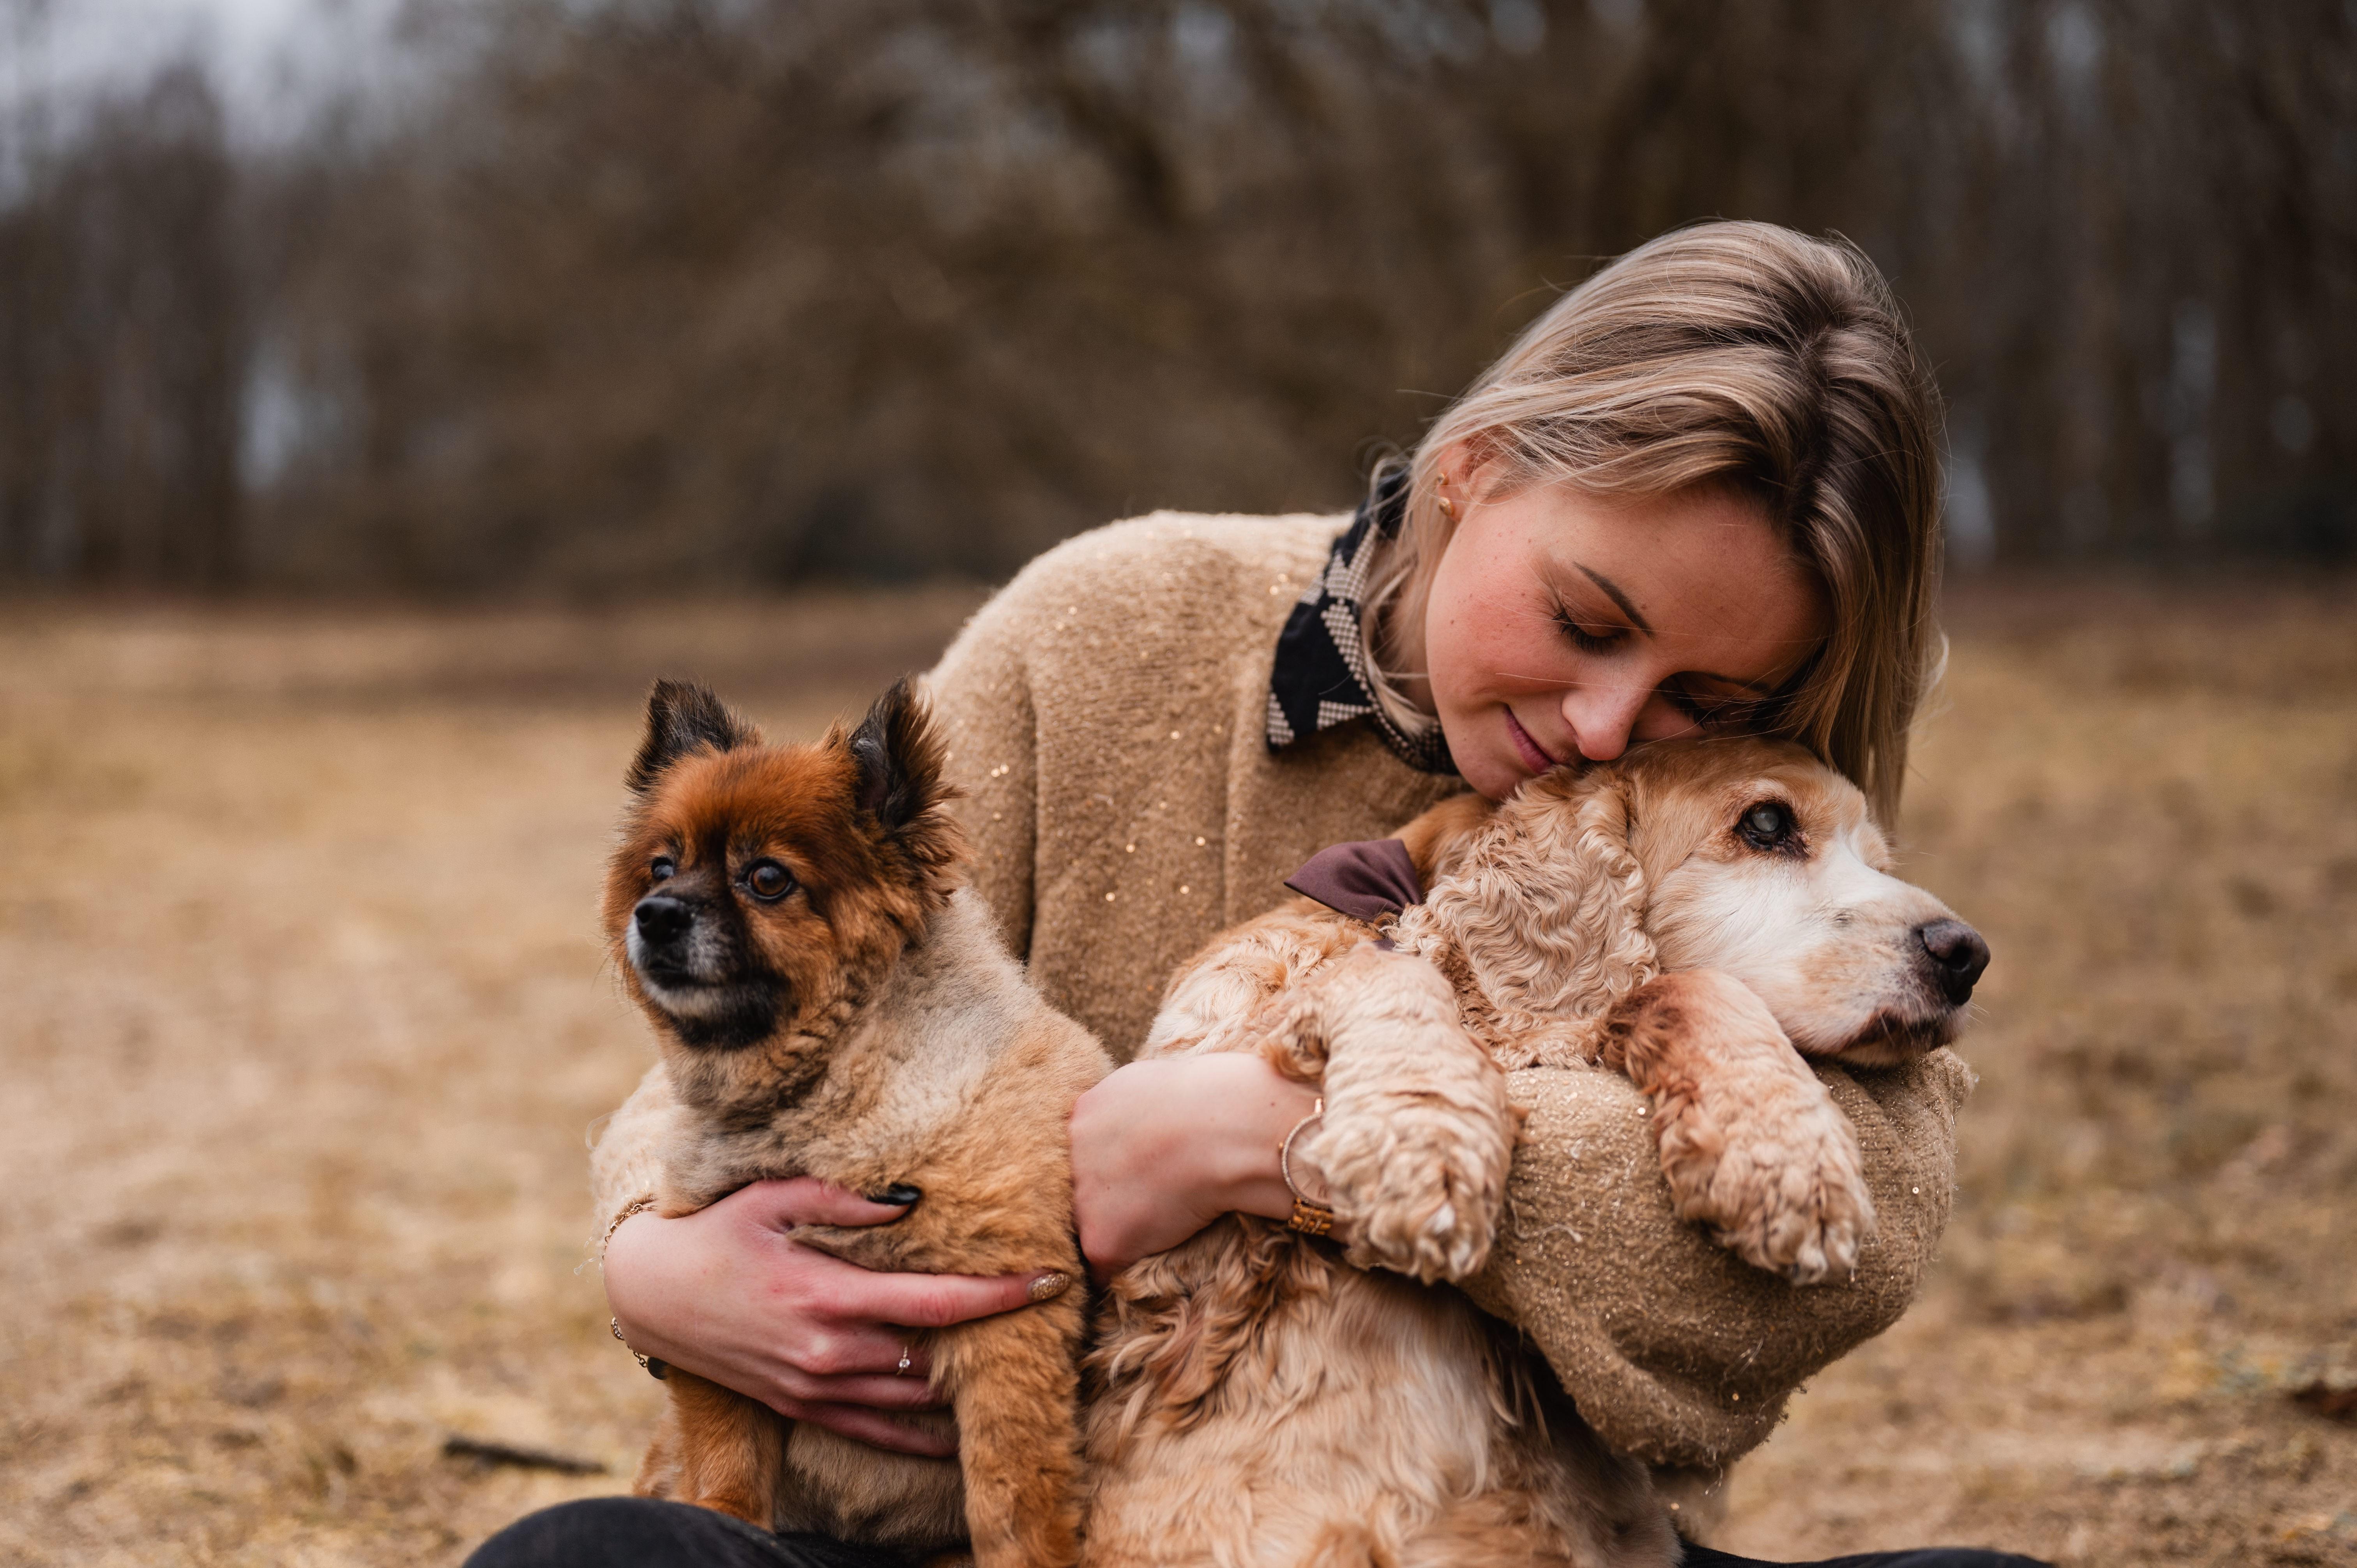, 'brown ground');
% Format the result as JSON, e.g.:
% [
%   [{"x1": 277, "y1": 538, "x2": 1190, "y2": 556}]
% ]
[{"x1": 1, "y1": 579, "x2": 2352, "y2": 1566}]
